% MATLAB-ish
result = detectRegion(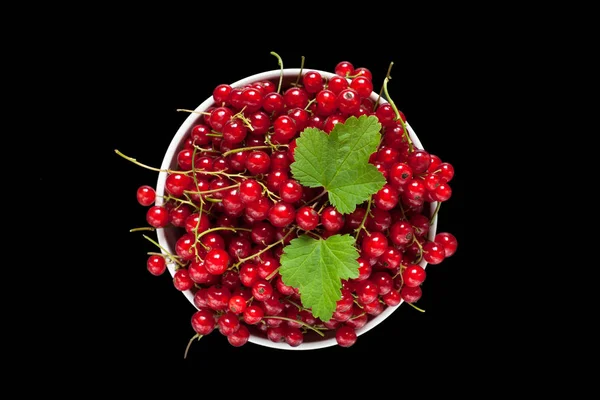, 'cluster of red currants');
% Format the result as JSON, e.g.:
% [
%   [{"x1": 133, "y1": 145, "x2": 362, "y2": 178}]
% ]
[{"x1": 126, "y1": 59, "x2": 458, "y2": 351}]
